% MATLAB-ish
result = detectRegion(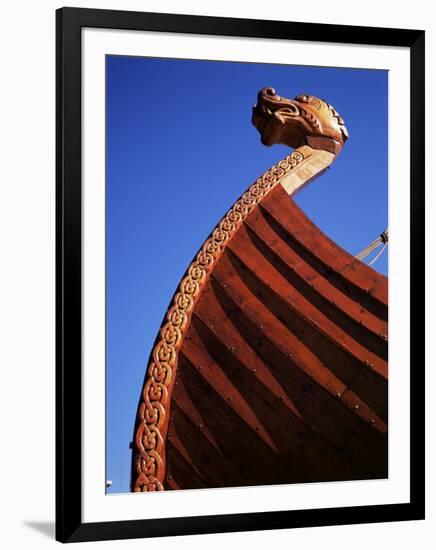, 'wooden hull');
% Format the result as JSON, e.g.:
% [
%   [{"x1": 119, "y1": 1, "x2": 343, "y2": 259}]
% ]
[
  {"x1": 166, "y1": 184, "x2": 387, "y2": 490},
  {"x1": 131, "y1": 147, "x2": 388, "y2": 492}
]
